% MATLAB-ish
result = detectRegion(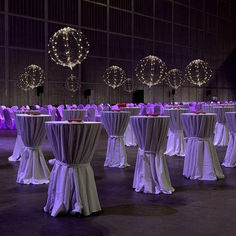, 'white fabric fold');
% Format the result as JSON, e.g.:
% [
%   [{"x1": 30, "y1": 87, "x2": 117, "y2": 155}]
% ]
[
  {"x1": 8, "y1": 134, "x2": 24, "y2": 162},
  {"x1": 164, "y1": 129, "x2": 186, "y2": 157},
  {"x1": 102, "y1": 112, "x2": 130, "y2": 168},
  {"x1": 133, "y1": 148, "x2": 174, "y2": 194},
  {"x1": 213, "y1": 122, "x2": 229, "y2": 146},
  {"x1": 44, "y1": 122, "x2": 102, "y2": 217},
  {"x1": 15, "y1": 114, "x2": 51, "y2": 184},
  {"x1": 181, "y1": 113, "x2": 224, "y2": 181},
  {"x1": 131, "y1": 116, "x2": 174, "y2": 195},
  {"x1": 222, "y1": 132, "x2": 236, "y2": 167}
]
